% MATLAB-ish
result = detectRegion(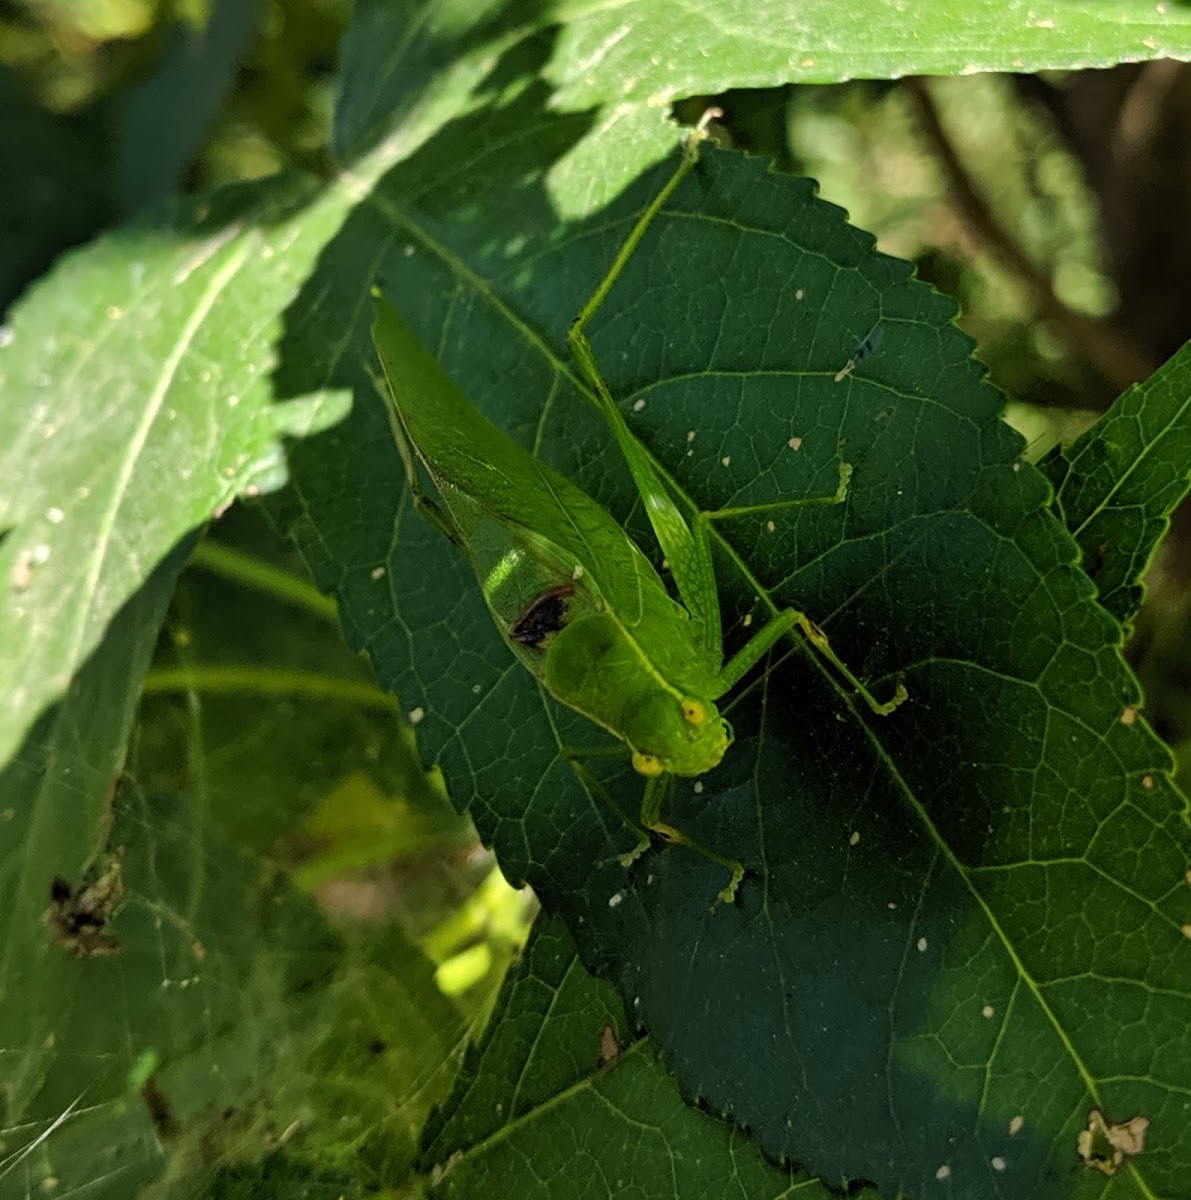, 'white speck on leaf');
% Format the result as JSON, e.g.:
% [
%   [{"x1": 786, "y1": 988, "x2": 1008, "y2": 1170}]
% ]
[
  {"x1": 935, "y1": 1165, "x2": 951, "y2": 1181},
  {"x1": 991, "y1": 1157, "x2": 1006, "y2": 1171},
  {"x1": 11, "y1": 549, "x2": 34, "y2": 591},
  {"x1": 408, "y1": 706, "x2": 425, "y2": 725},
  {"x1": 608, "y1": 890, "x2": 625, "y2": 908},
  {"x1": 572, "y1": 564, "x2": 584, "y2": 580},
  {"x1": 917, "y1": 937, "x2": 928, "y2": 953},
  {"x1": 766, "y1": 520, "x2": 776, "y2": 533},
  {"x1": 849, "y1": 830, "x2": 860, "y2": 846},
  {"x1": 693, "y1": 781, "x2": 703, "y2": 794},
  {"x1": 1009, "y1": 1116, "x2": 1024, "y2": 1135},
  {"x1": 982, "y1": 1004, "x2": 995, "y2": 1018},
  {"x1": 46, "y1": 507, "x2": 64, "y2": 524},
  {"x1": 632, "y1": 398, "x2": 645, "y2": 412},
  {"x1": 721, "y1": 456, "x2": 731, "y2": 467},
  {"x1": 370, "y1": 566, "x2": 385, "y2": 580},
  {"x1": 788, "y1": 436, "x2": 802, "y2": 451}
]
